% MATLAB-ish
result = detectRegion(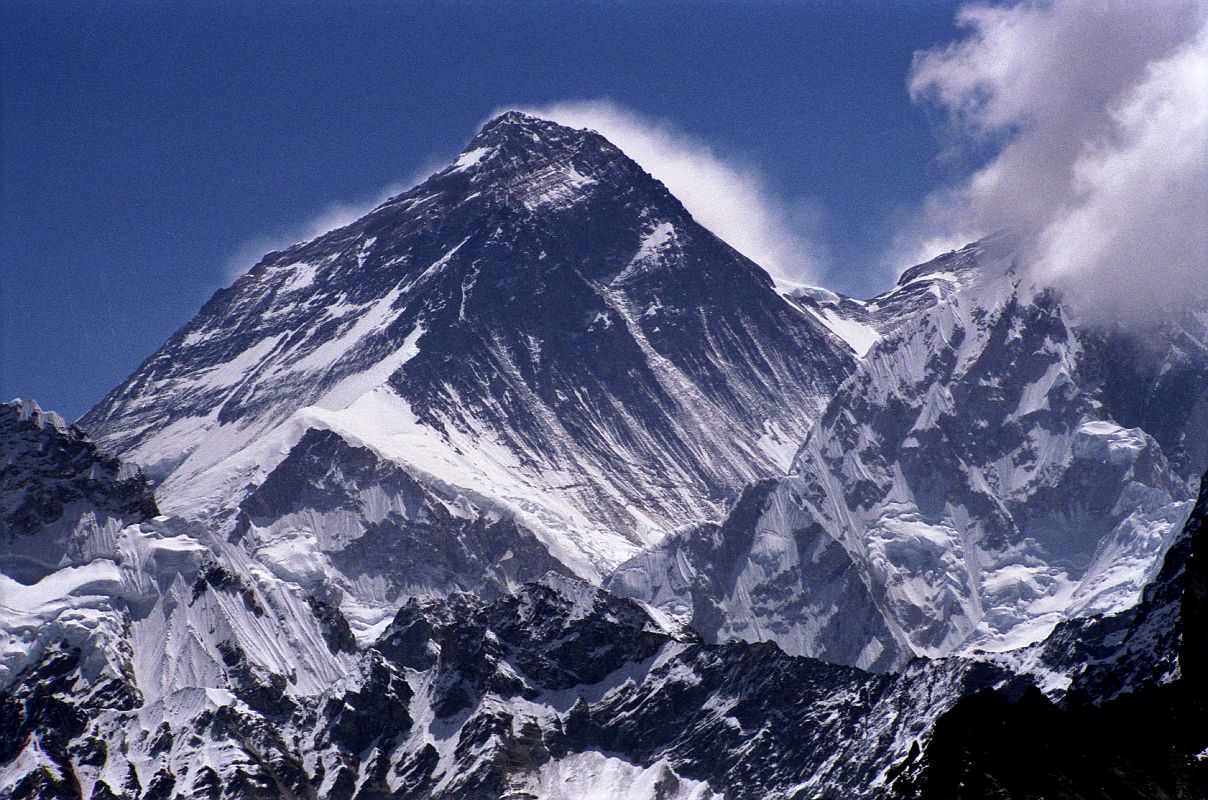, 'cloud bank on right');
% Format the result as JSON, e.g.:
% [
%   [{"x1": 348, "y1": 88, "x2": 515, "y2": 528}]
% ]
[{"x1": 906, "y1": 0, "x2": 1208, "y2": 328}]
